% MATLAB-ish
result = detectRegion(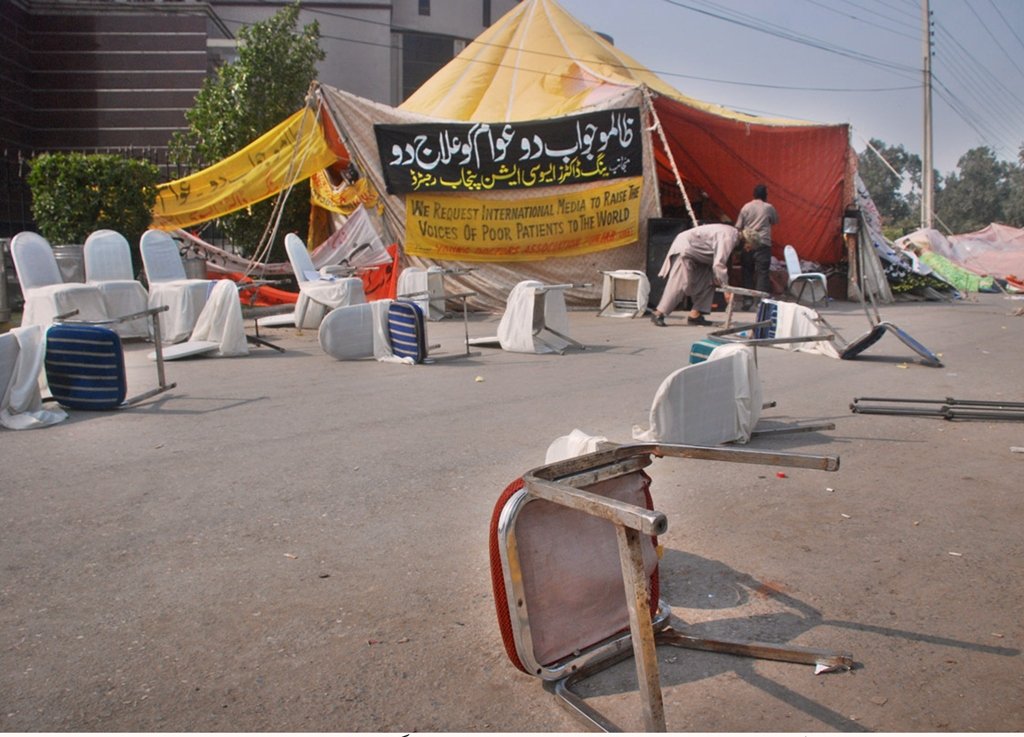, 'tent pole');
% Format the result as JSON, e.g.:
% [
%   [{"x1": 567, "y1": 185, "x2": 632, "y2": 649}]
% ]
[{"x1": 644, "y1": 89, "x2": 698, "y2": 227}]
